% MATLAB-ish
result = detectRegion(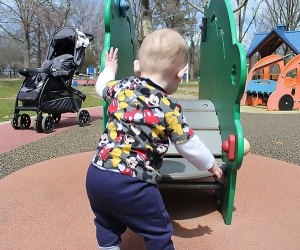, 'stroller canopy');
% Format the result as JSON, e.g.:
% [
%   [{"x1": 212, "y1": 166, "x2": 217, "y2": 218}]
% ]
[{"x1": 46, "y1": 27, "x2": 89, "y2": 68}]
